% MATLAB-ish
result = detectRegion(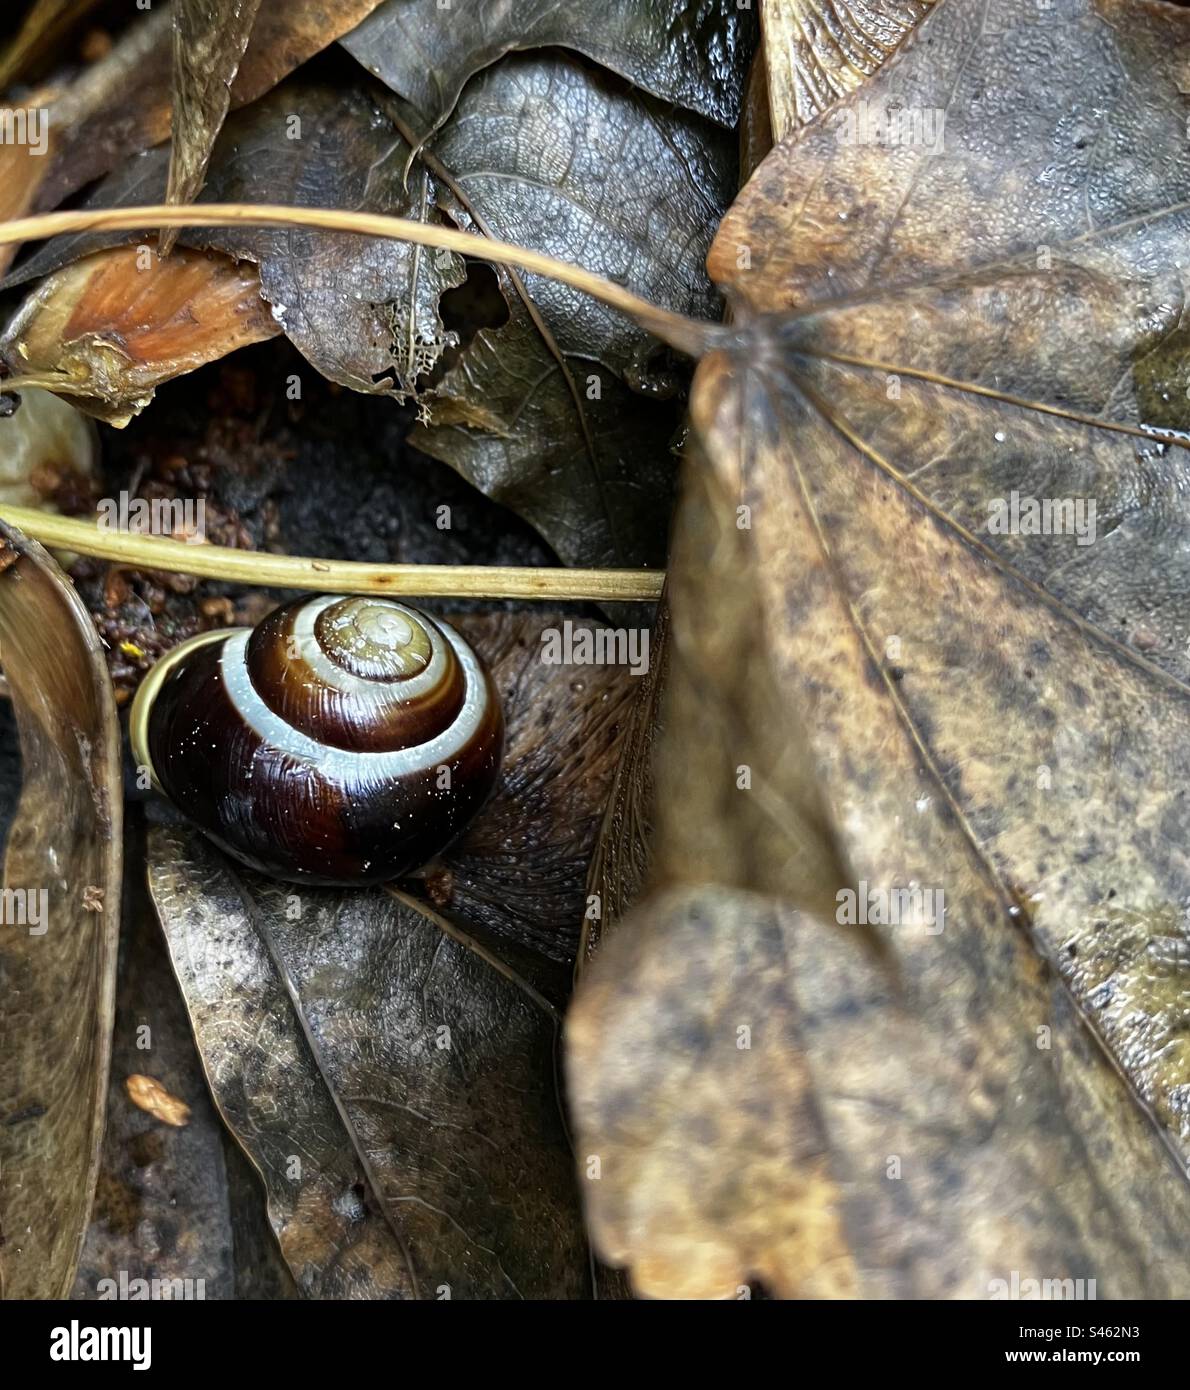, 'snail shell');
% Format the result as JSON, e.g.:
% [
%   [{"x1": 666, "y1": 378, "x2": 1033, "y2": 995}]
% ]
[{"x1": 129, "y1": 595, "x2": 503, "y2": 884}]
